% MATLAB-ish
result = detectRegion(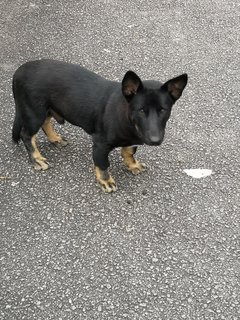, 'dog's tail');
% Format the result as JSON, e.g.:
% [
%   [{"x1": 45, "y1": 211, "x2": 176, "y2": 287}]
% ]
[
  {"x1": 12, "y1": 110, "x2": 22, "y2": 143},
  {"x1": 12, "y1": 76, "x2": 23, "y2": 143}
]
